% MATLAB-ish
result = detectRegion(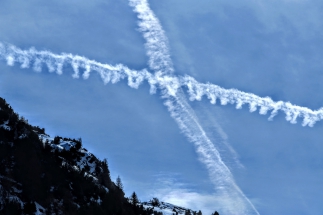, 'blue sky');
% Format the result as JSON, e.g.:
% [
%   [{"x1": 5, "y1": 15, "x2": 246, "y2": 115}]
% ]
[{"x1": 1, "y1": 0, "x2": 323, "y2": 214}]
